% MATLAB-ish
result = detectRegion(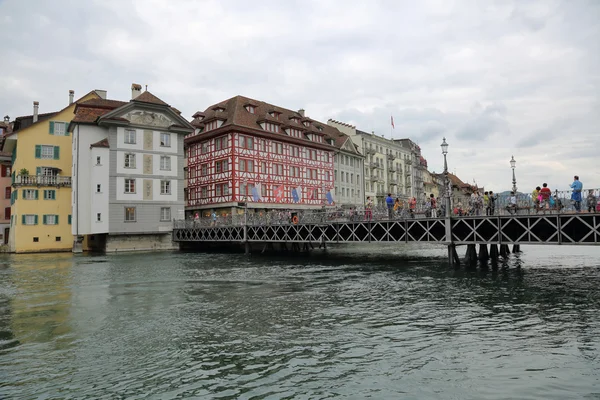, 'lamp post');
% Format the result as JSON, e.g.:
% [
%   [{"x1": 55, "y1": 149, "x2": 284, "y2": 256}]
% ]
[
  {"x1": 510, "y1": 155, "x2": 517, "y2": 193},
  {"x1": 441, "y1": 137, "x2": 450, "y2": 217}
]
